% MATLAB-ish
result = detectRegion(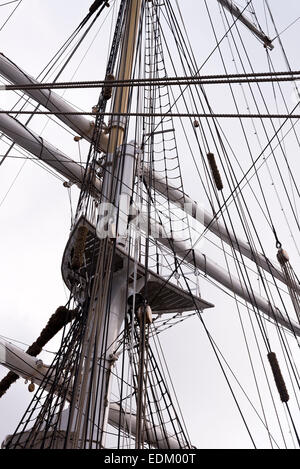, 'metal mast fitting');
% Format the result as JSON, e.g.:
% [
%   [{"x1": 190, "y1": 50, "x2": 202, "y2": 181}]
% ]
[{"x1": 217, "y1": 0, "x2": 274, "y2": 50}]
